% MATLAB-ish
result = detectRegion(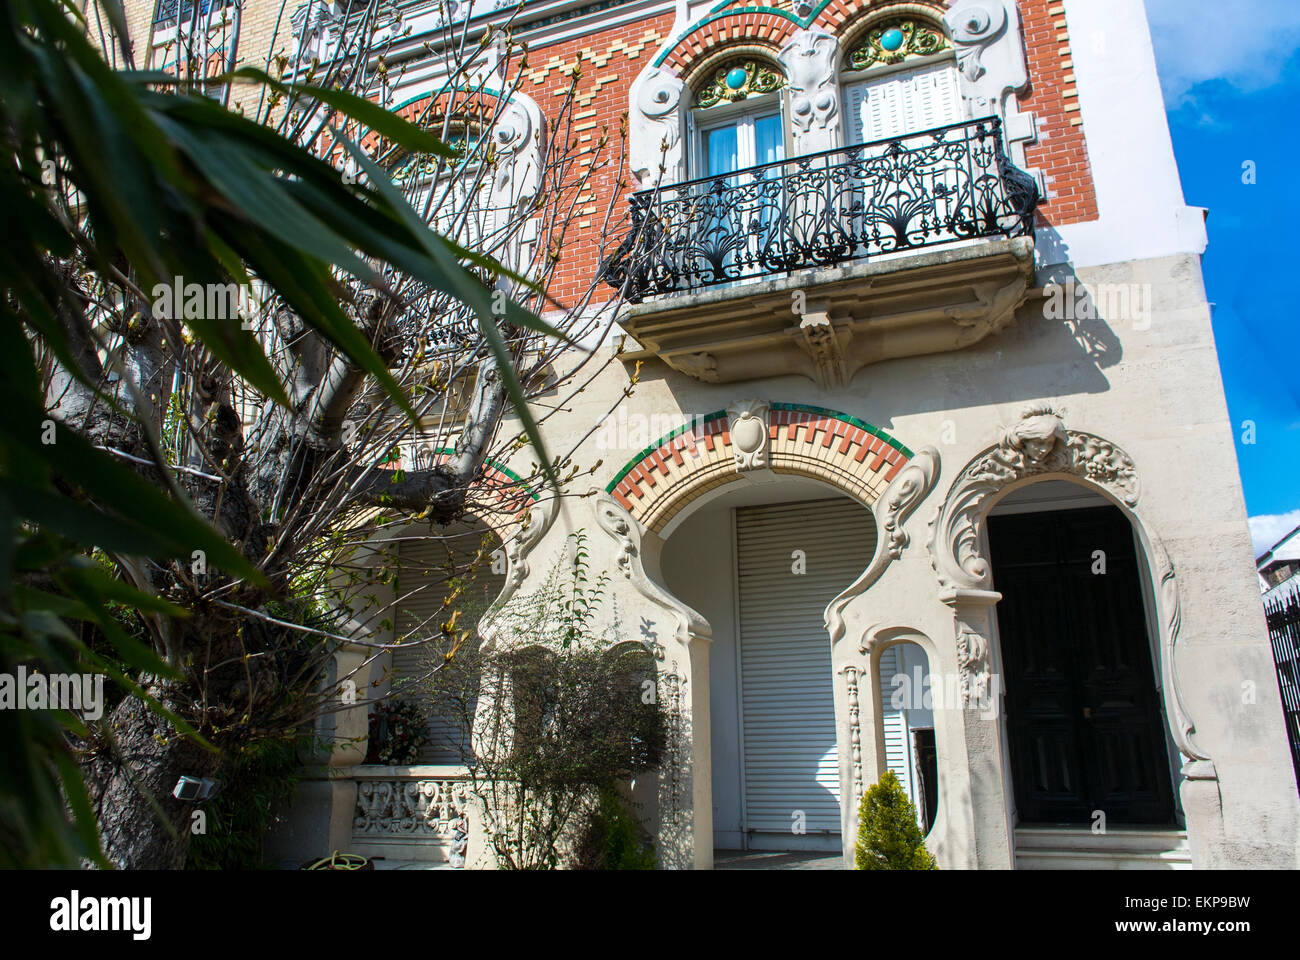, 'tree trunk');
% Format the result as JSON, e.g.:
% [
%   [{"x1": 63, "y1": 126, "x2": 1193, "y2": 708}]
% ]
[{"x1": 83, "y1": 688, "x2": 222, "y2": 870}]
